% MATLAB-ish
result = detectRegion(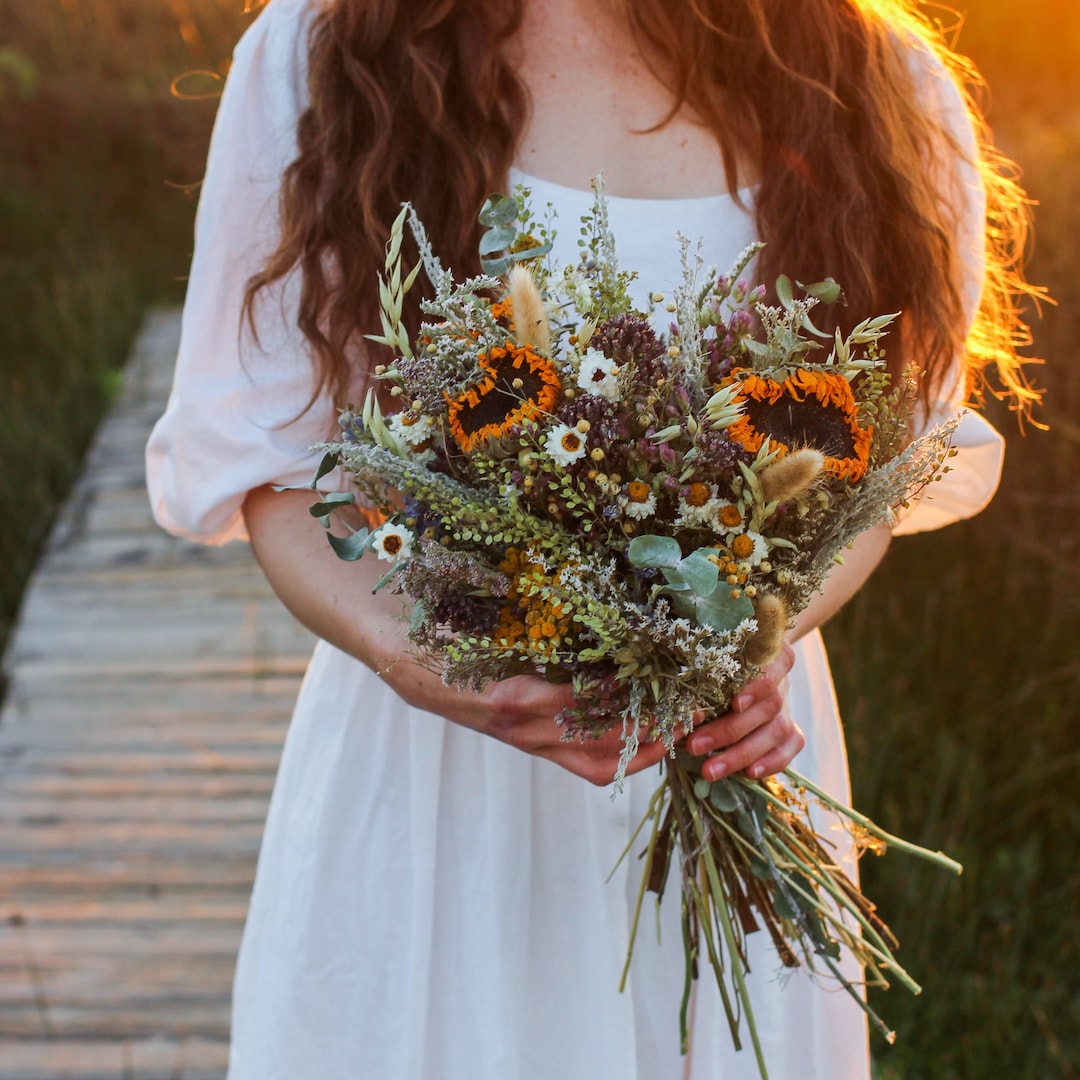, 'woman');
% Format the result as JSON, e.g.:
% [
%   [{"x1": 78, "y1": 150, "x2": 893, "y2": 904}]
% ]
[{"x1": 146, "y1": 1, "x2": 1032, "y2": 1076}]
